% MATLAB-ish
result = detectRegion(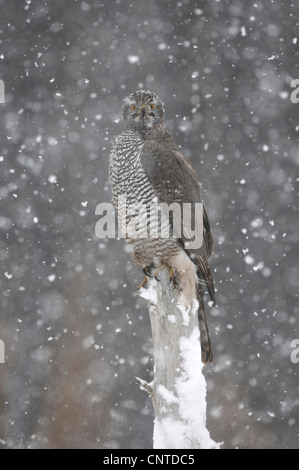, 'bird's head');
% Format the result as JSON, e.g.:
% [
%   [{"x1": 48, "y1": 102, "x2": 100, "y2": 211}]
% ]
[{"x1": 122, "y1": 90, "x2": 165, "y2": 132}]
